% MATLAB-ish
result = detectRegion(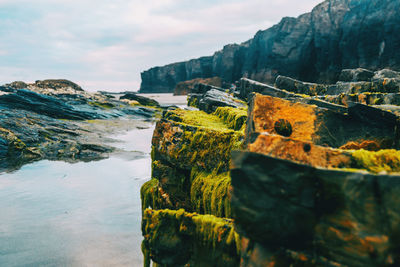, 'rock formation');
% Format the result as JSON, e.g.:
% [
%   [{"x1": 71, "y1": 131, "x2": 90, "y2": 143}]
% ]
[
  {"x1": 140, "y1": 0, "x2": 400, "y2": 93},
  {"x1": 141, "y1": 69, "x2": 400, "y2": 266},
  {"x1": 0, "y1": 79, "x2": 159, "y2": 172}
]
